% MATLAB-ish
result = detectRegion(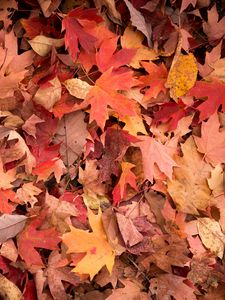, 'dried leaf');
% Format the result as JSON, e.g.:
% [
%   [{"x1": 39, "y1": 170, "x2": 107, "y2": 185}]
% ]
[{"x1": 197, "y1": 217, "x2": 225, "y2": 259}]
